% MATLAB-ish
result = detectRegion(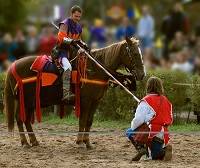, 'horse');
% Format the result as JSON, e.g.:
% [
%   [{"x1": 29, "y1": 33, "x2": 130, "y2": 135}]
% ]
[{"x1": 4, "y1": 37, "x2": 145, "y2": 148}]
